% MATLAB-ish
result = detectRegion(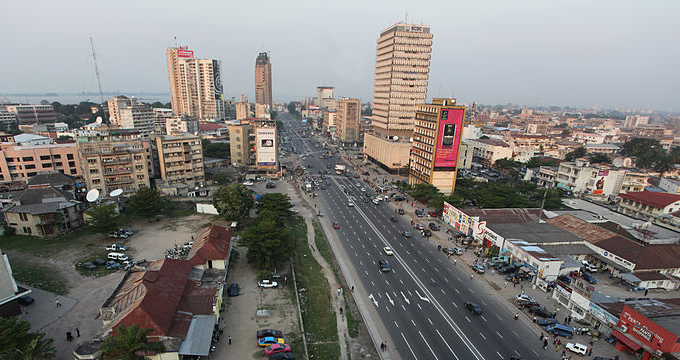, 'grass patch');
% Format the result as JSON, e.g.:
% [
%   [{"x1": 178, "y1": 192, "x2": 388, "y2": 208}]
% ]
[
  {"x1": 345, "y1": 304, "x2": 360, "y2": 338},
  {"x1": 312, "y1": 223, "x2": 333, "y2": 267},
  {"x1": 161, "y1": 201, "x2": 195, "y2": 218},
  {"x1": 9, "y1": 255, "x2": 68, "y2": 295},
  {"x1": 292, "y1": 217, "x2": 340, "y2": 360},
  {"x1": 0, "y1": 227, "x2": 99, "y2": 254}
]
